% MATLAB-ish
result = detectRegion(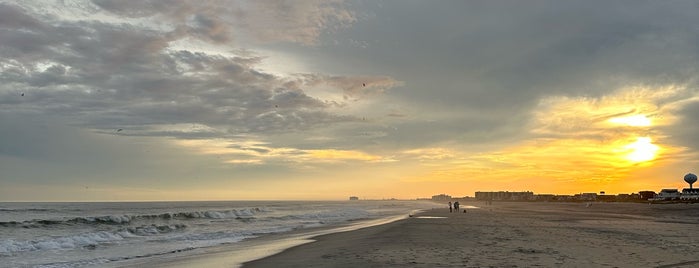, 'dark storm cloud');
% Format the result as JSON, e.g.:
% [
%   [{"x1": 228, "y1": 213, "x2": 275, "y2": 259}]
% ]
[{"x1": 292, "y1": 0, "x2": 699, "y2": 149}]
